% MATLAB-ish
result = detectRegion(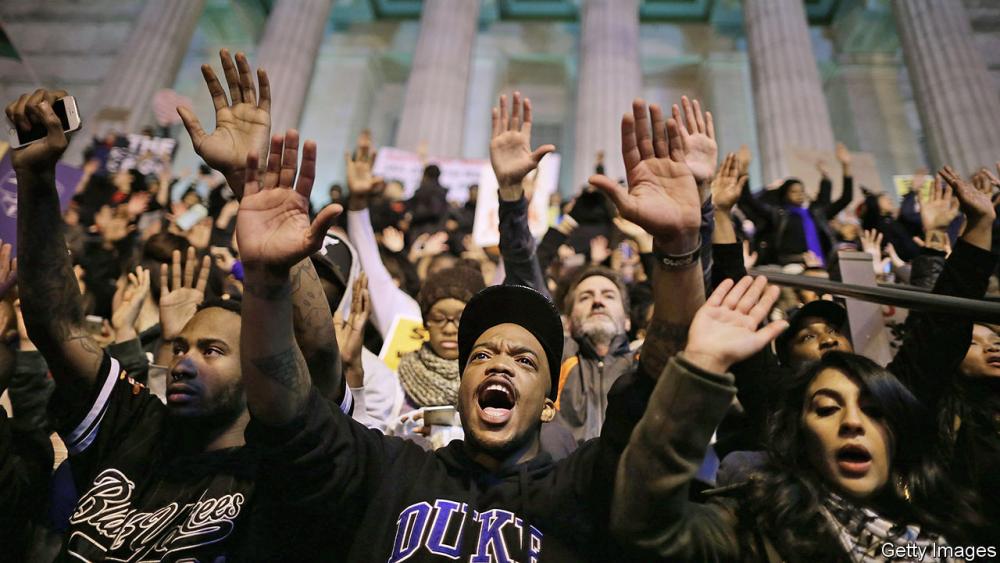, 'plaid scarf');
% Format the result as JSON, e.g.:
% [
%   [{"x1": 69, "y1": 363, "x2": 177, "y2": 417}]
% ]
[{"x1": 820, "y1": 492, "x2": 959, "y2": 562}]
